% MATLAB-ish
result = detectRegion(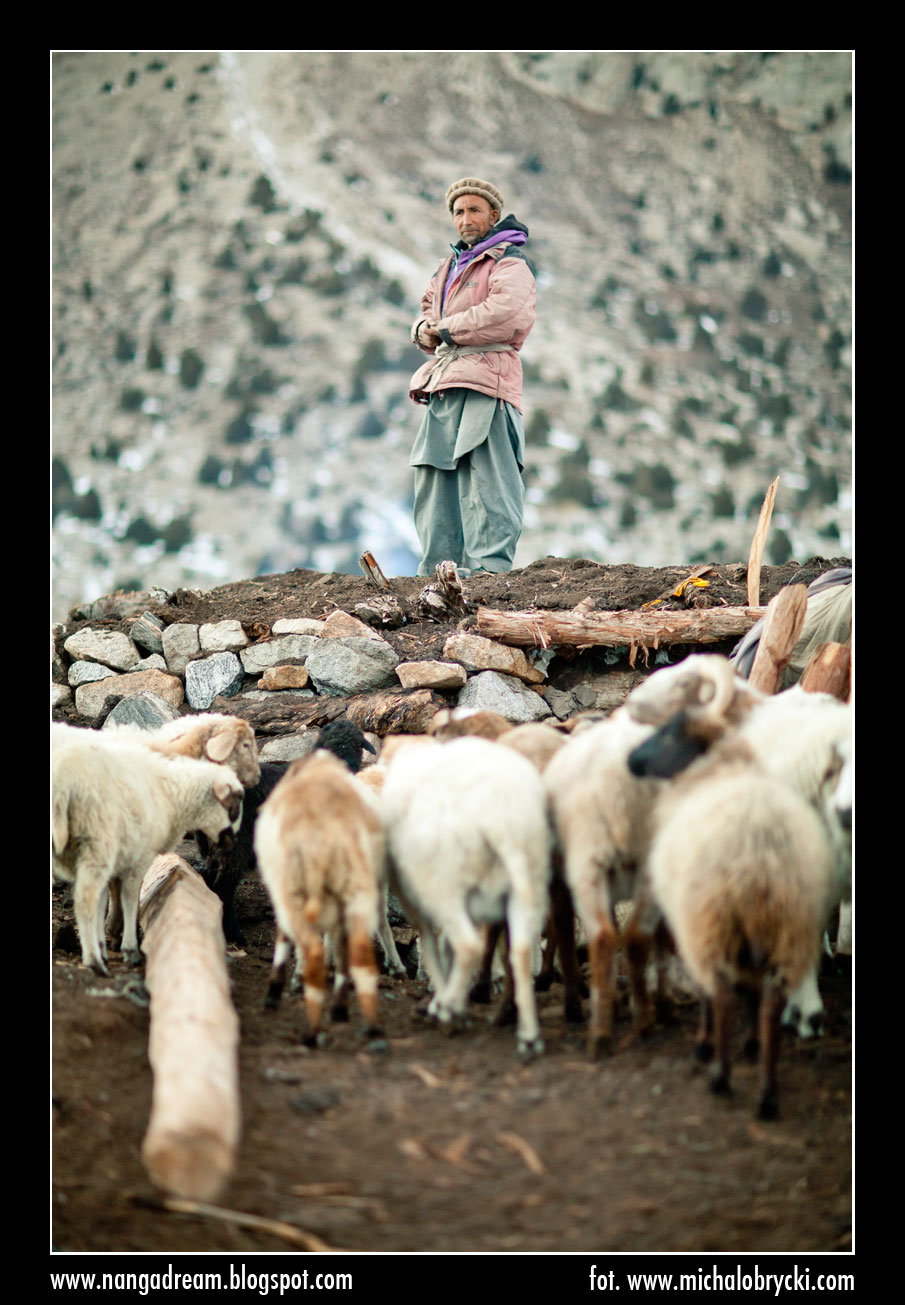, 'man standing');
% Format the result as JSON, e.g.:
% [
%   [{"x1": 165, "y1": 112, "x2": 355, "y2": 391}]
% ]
[{"x1": 408, "y1": 177, "x2": 537, "y2": 577}]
